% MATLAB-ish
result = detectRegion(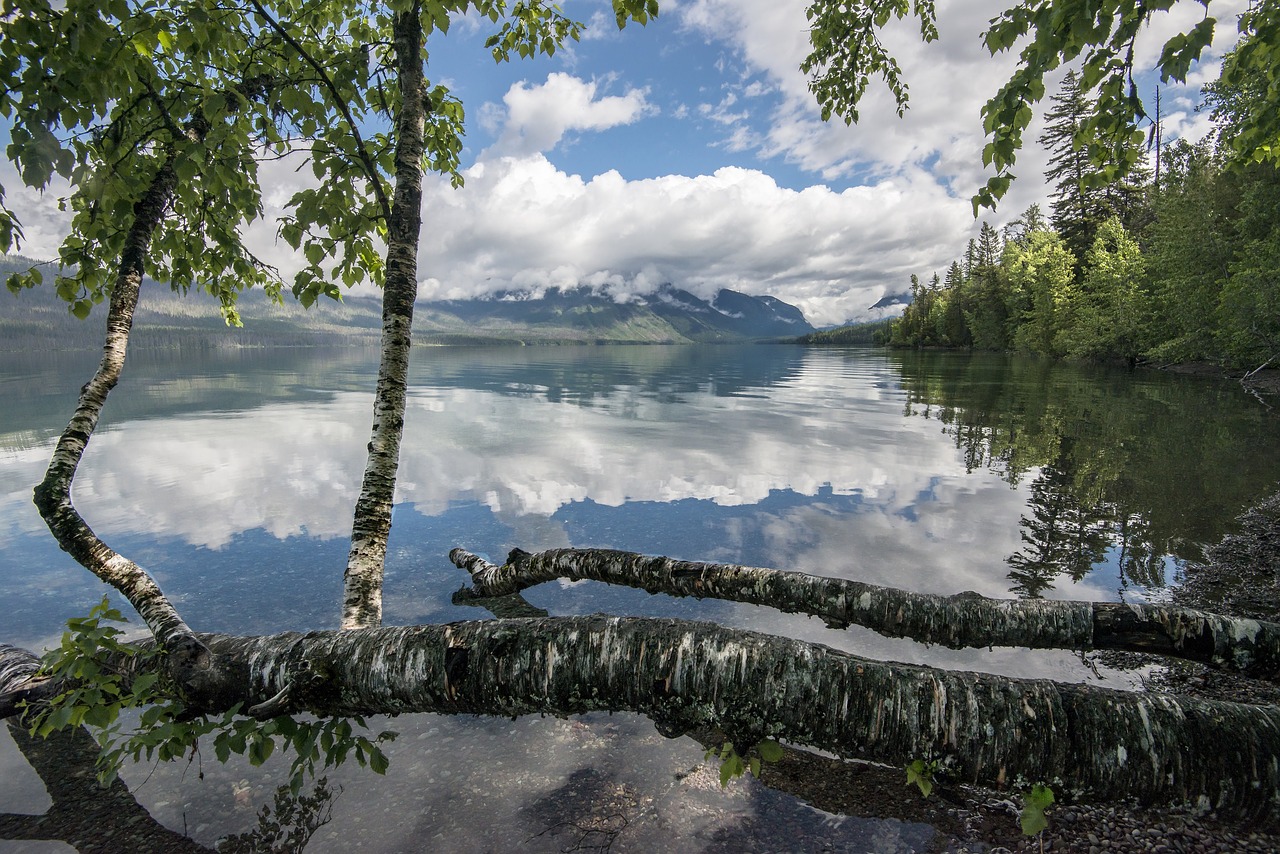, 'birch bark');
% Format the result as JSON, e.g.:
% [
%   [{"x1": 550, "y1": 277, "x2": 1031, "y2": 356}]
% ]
[
  {"x1": 31, "y1": 155, "x2": 209, "y2": 680},
  {"x1": 451, "y1": 547, "x2": 1280, "y2": 672},
  {"x1": 9, "y1": 617, "x2": 1279, "y2": 819},
  {"x1": 340, "y1": 5, "x2": 426, "y2": 630}
]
